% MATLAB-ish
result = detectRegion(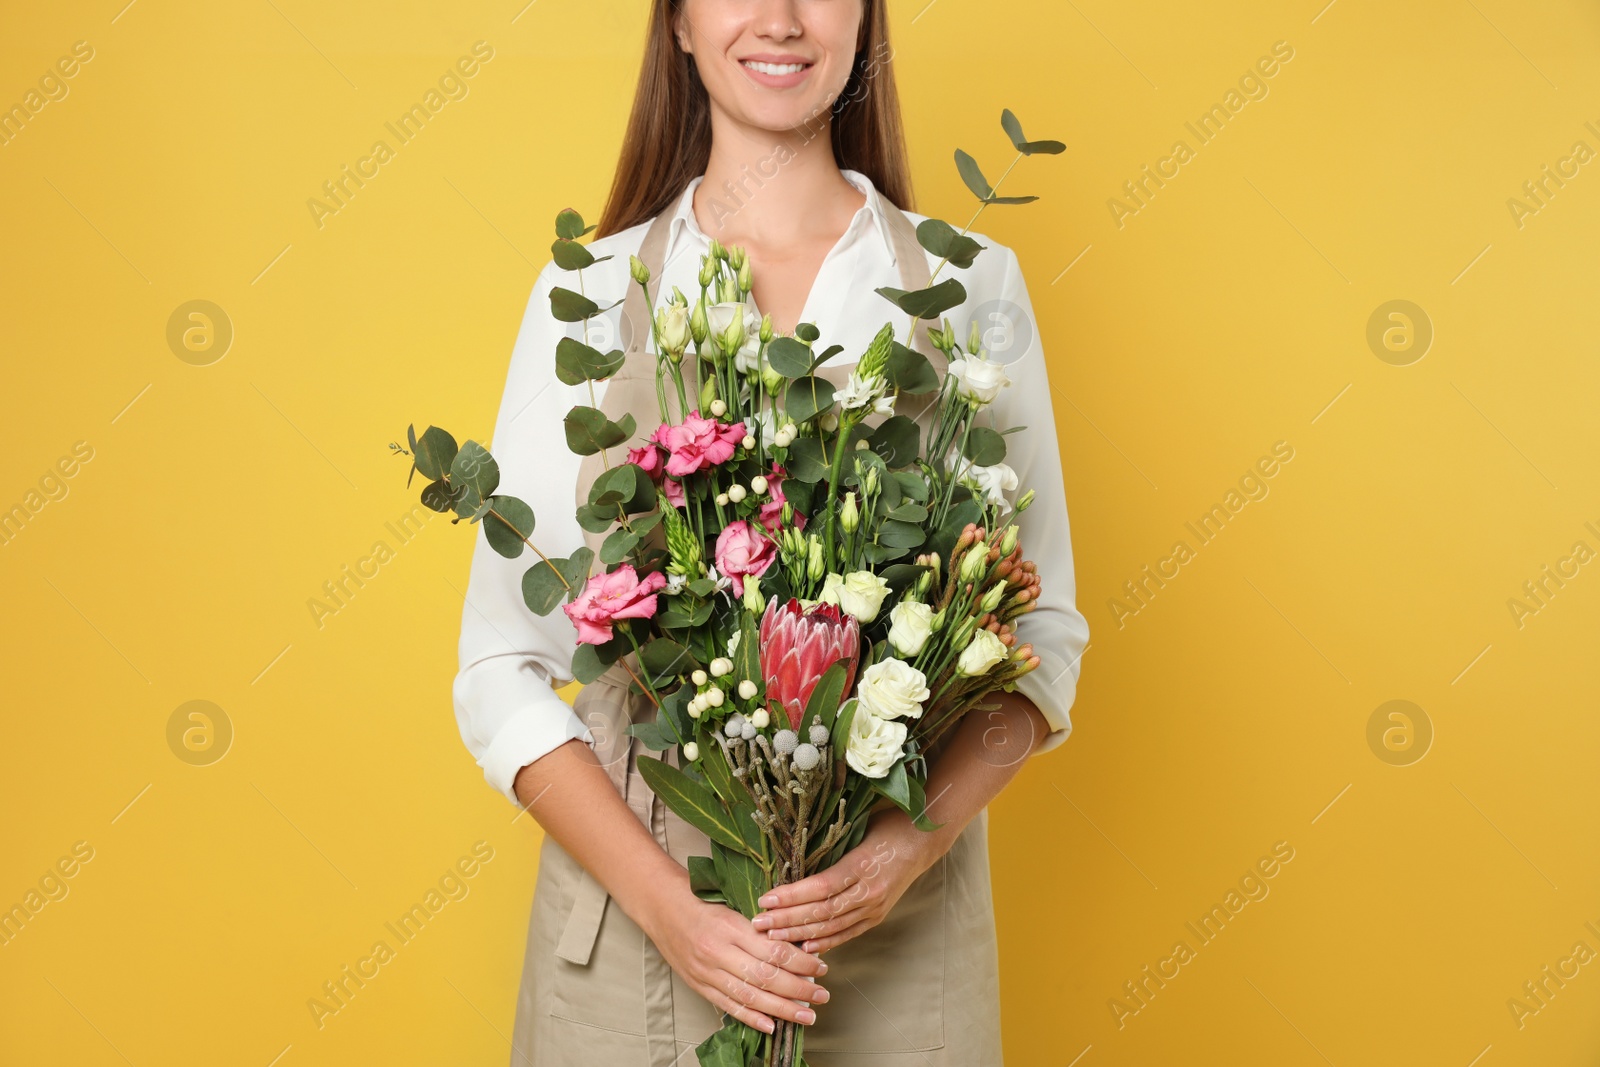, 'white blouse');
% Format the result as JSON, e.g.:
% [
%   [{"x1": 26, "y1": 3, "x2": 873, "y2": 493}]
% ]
[{"x1": 454, "y1": 169, "x2": 1091, "y2": 803}]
